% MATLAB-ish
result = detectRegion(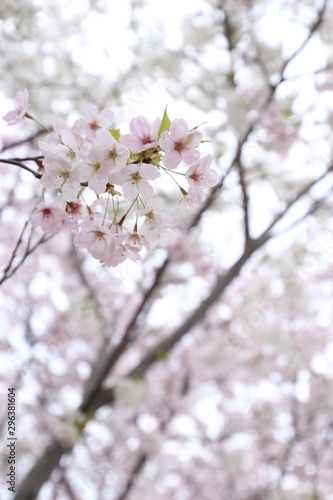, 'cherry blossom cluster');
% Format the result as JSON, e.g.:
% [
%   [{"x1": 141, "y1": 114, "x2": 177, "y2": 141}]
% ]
[{"x1": 3, "y1": 90, "x2": 219, "y2": 266}]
